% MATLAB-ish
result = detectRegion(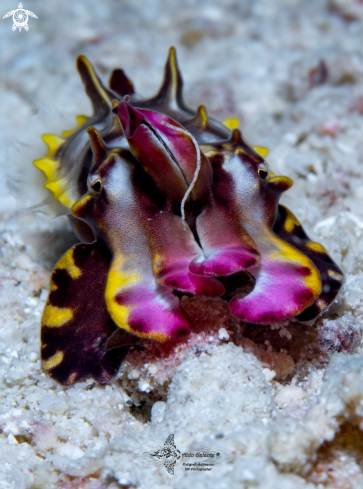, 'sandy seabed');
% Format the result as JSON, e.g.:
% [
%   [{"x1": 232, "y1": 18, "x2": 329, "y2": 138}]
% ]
[{"x1": 2, "y1": 0, "x2": 363, "y2": 487}]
